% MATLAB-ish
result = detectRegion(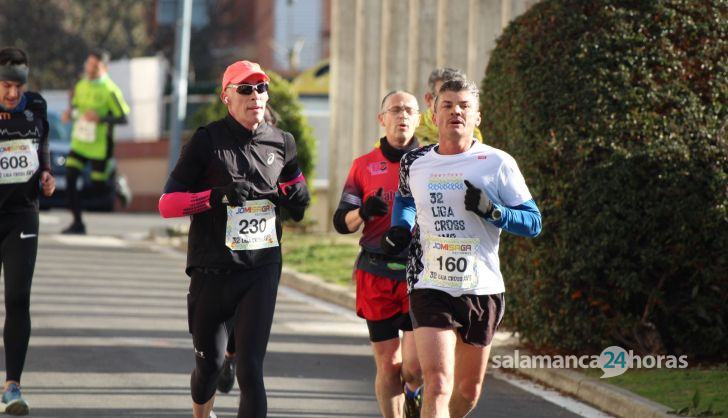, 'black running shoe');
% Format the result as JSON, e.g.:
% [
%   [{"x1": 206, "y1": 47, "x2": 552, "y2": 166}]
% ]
[
  {"x1": 217, "y1": 356, "x2": 235, "y2": 393},
  {"x1": 61, "y1": 221, "x2": 86, "y2": 235},
  {"x1": 403, "y1": 385, "x2": 422, "y2": 418}
]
